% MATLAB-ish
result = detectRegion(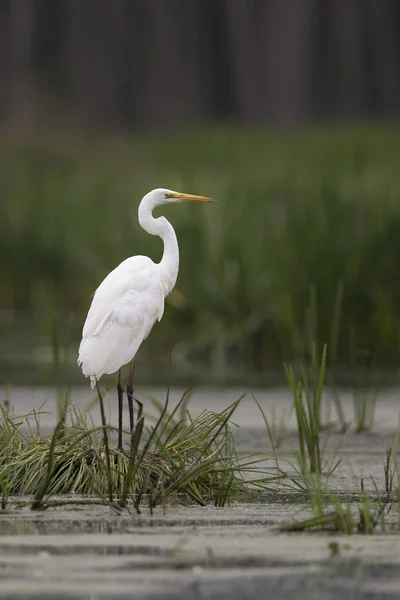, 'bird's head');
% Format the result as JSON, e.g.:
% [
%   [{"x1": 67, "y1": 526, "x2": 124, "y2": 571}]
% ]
[{"x1": 145, "y1": 188, "x2": 216, "y2": 207}]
